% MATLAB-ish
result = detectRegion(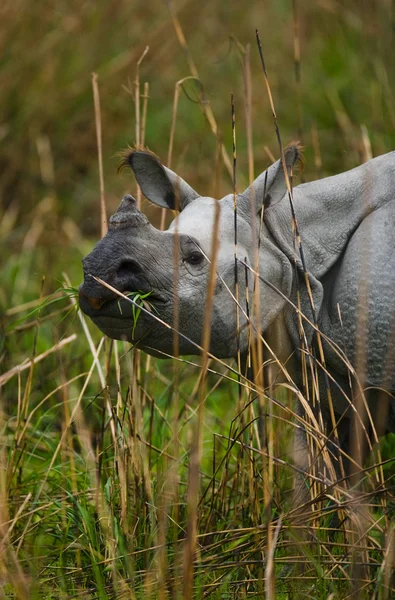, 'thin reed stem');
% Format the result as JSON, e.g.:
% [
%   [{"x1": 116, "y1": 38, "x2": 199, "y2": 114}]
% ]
[{"x1": 92, "y1": 72, "x2": 107, "y2": 237}]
